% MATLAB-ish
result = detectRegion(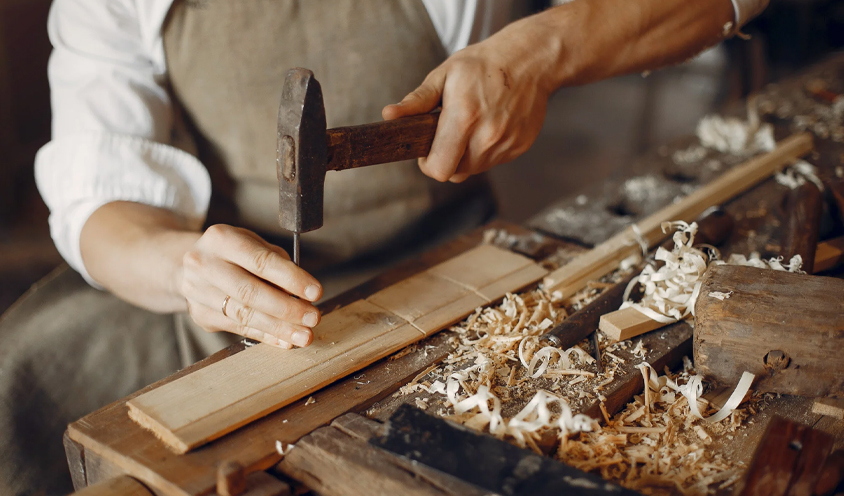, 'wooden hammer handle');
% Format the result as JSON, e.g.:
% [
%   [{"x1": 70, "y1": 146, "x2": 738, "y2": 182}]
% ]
[{"x1": 325, "y1": 112, "x2": 440, "y2": 171}]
